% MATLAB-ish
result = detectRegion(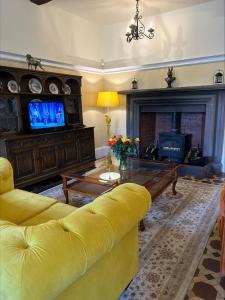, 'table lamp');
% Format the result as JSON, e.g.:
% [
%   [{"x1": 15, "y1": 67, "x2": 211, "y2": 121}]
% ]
[{"x1": 97, "y1": 91, "x2": 119, "y2": 180}]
